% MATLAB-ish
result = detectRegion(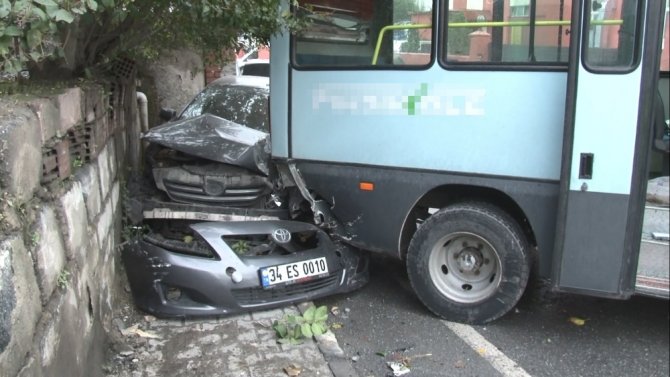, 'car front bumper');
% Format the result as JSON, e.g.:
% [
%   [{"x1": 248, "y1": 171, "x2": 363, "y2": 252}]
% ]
[{"x1": 121, "y1": 220, "x2": 369, "y2": 318}]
